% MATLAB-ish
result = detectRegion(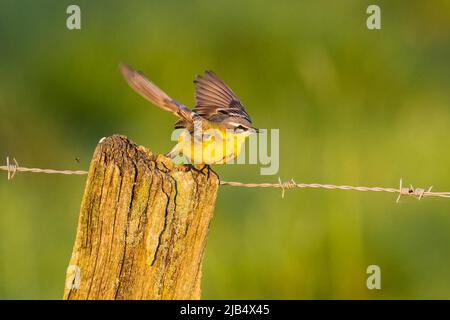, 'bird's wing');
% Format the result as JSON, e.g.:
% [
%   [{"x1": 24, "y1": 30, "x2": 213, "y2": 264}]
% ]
[
  {"x1": 193, "y1": 71, "x2": 252, "y2": 126},
  {"x1": 119, "y1": 64, "x2": 195, "y2": 124}
]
